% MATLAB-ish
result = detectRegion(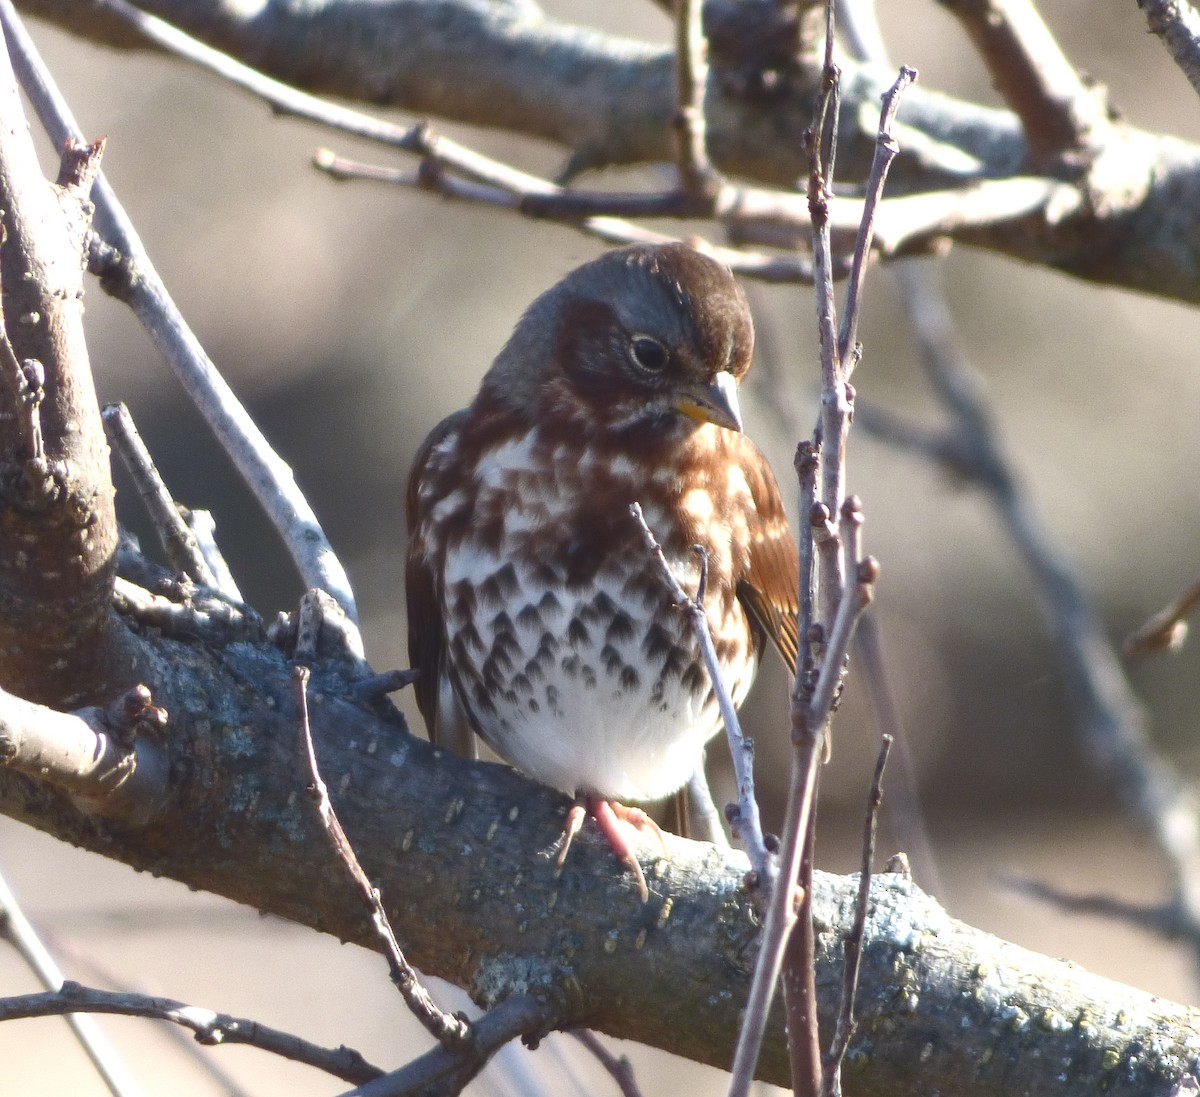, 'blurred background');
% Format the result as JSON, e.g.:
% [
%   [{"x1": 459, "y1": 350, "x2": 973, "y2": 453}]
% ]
[{"x1": 1, "y1": 0, "x2": 1199, "y2": 1092}]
